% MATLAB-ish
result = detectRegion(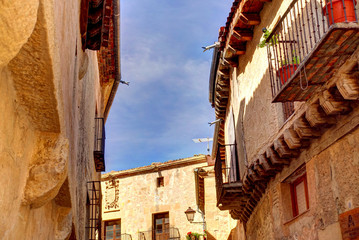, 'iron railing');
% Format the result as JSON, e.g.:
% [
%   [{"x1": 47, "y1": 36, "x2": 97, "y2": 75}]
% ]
[
  {"x1": 87, "y1": 181, "x2": 102, "y2": 240},
  {"x1": 214, "y1": 144, "x2": 241, "y2": 205},
  {"x1": 266, "y1": 0, "x2": 358, "y2": 99},
  {"x1": 214, "y1": 145, "x2": 224, "y2": 204},
  {"x1": 138, "y1": 227, "x2": 180, "y2": 240},
  {"x1": 94, "y1": 117, "x2": 106, "y2": 171},
  {"x1": 121, "y1": 233, "x2": 133, "y2": 240}
]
